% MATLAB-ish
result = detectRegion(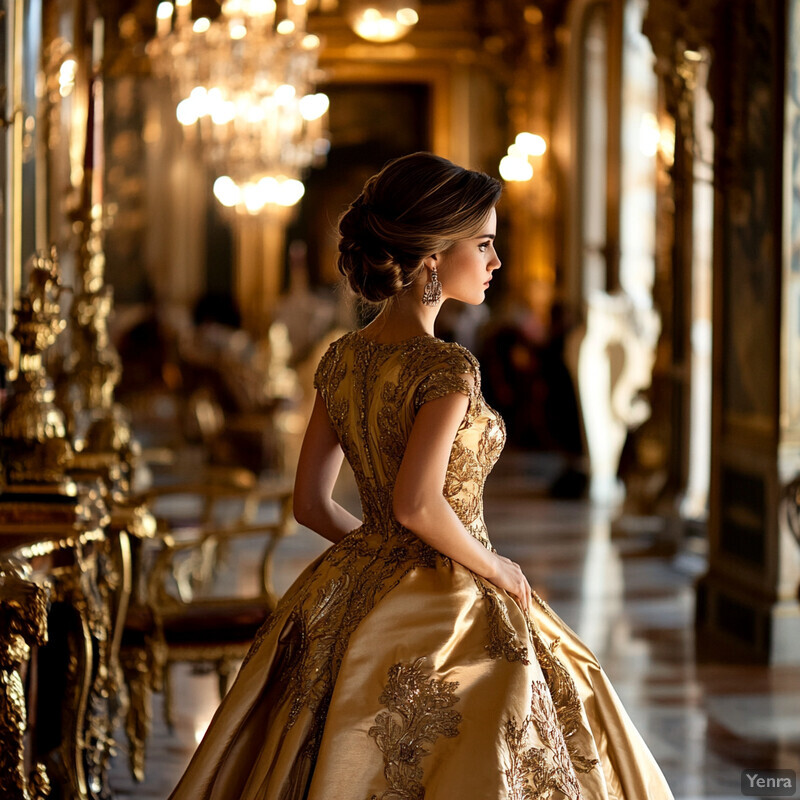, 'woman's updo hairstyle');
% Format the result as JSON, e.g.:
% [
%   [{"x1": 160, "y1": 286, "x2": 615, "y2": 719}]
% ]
[{"x1": 338, "y1": 152, "x2": 502, "y2": 303}]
